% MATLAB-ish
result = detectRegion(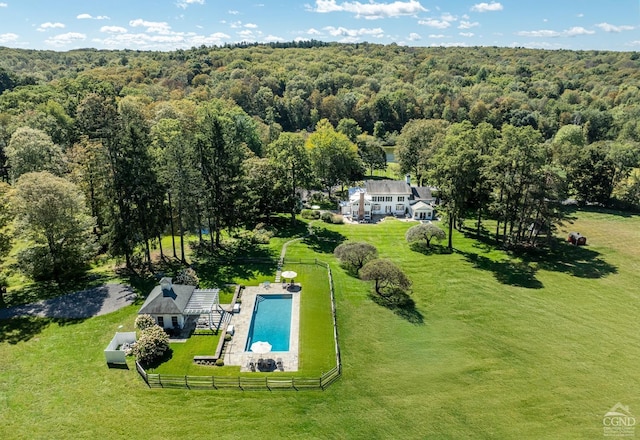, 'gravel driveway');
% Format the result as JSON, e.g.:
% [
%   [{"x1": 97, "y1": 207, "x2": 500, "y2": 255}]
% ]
[{"x1": 0, "y1": 283, "x2": 137, "y2": 320}]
